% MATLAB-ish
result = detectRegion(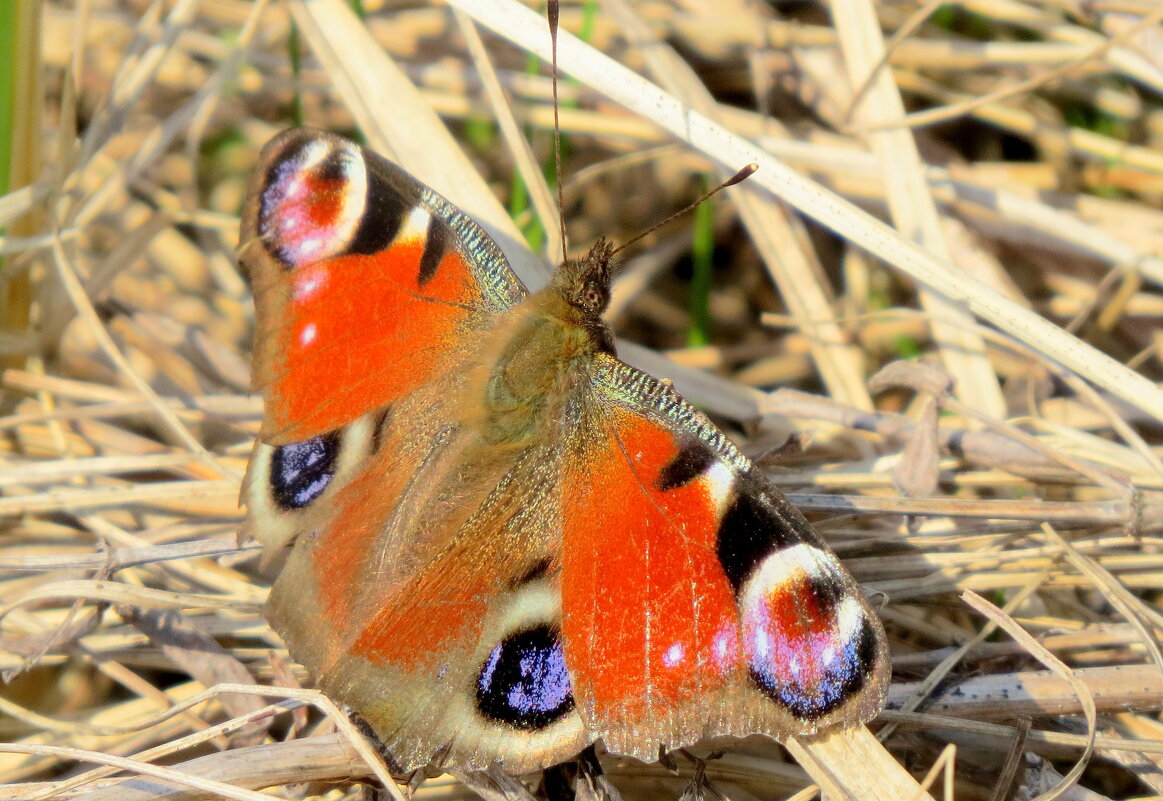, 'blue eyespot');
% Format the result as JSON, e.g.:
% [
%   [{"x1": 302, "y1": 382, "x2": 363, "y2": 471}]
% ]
[
  {"x1": 269, "y1": 434, "x2": 339, "y2": 510},
  {"x1": 476, "y1": 625, "x2": 574, "y2": 729}
]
